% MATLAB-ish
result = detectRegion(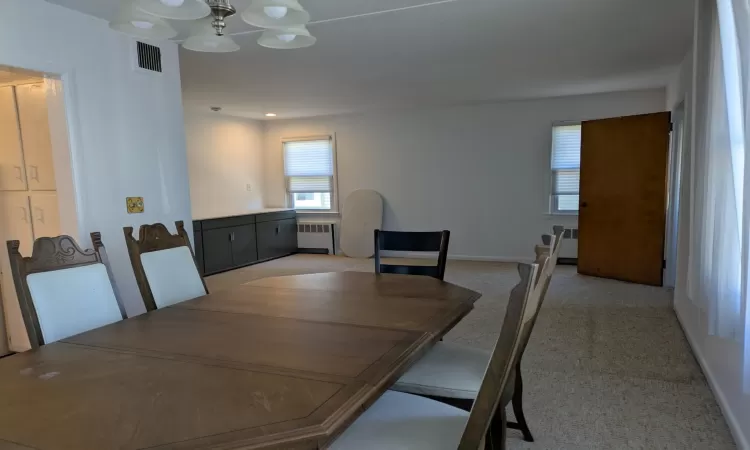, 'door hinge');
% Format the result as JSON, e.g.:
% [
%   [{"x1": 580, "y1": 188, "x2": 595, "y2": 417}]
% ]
[{"x1": 669, "y1": 122, "x2": 674, "y2": 132}]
